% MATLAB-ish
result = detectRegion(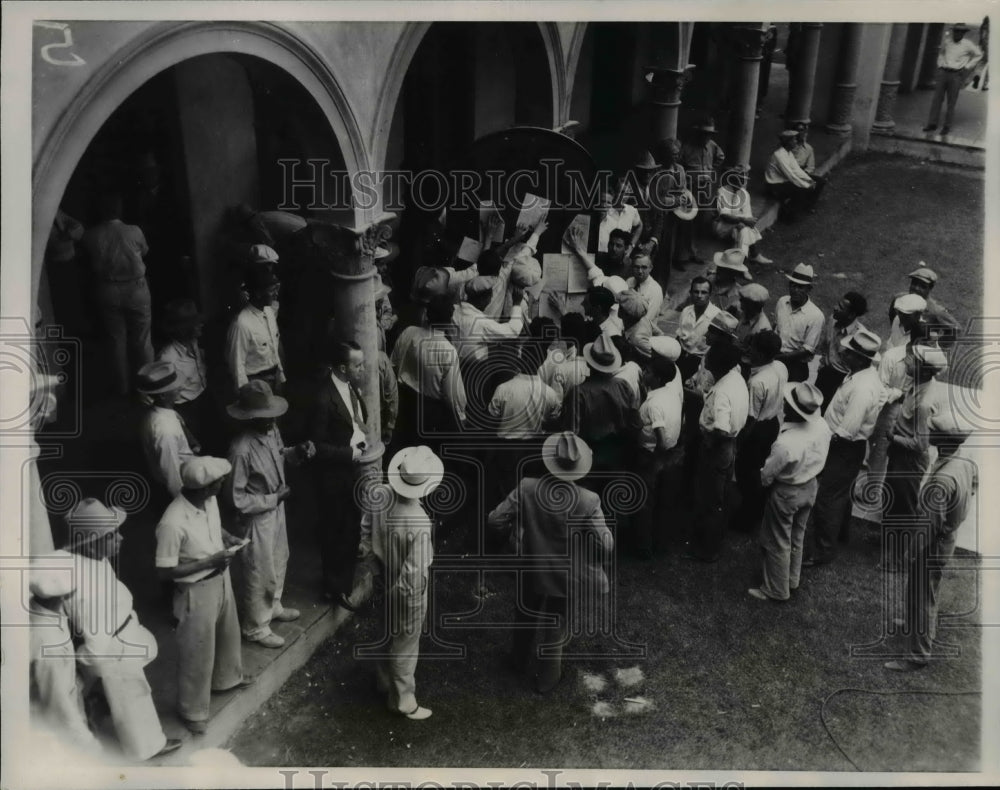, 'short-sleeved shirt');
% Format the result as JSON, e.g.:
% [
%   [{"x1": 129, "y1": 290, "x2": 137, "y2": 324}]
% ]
[
  {"x1": 824, "y1": 366, "x2": 887, "y2": 441},
  {"x1": 760, "y1": 417, "x2": 832, "y2": 486},
  {"x1": 774, "y1": 295, "x2": 824, "y2": 354},
  {"x1": 818, "y1": 317, "x2": 864, "y2": 373},
  {"x1": 226, "y1": 304, "x2": 284, "y2": 388},
  {"x1": 748, "y1": 360, "x2": 788, "y2": 421},
  {"x1": 155, "y1": 494, "x2": 225, "y2": 583},
  {"x1": 638, "y1": 382, "x2": 683, "y2": 452},
  {"x1": 157, "y1": 340, "x2": 207, "y2": 403},
  {"x1": 676, "y1": 302, "x2": 721, "y2": 357},
  {"x1": 700, "y1": 367, "x2": 749, "y2": 437}
]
